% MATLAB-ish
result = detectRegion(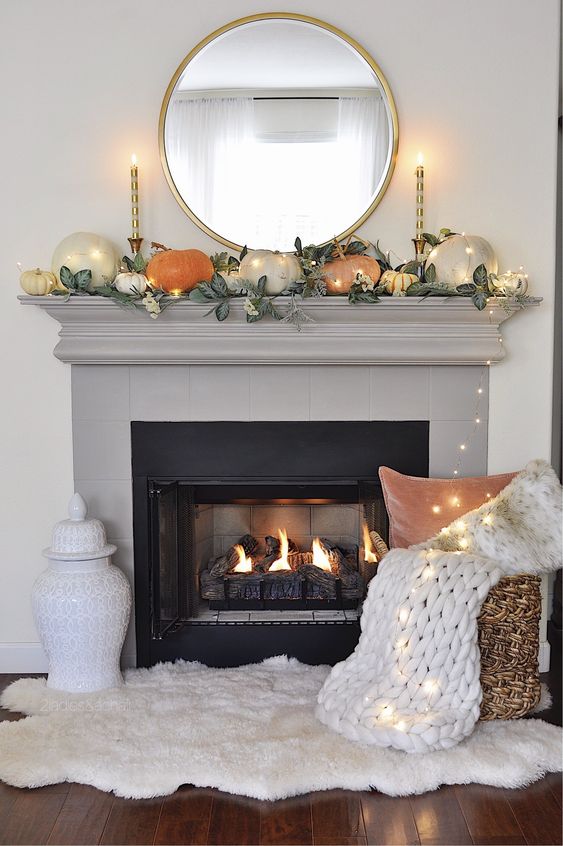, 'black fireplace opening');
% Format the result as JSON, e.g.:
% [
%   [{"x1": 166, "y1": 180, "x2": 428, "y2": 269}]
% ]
[{"x1": 132, "y1": 421, "x2": 429, "y2": 667}]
